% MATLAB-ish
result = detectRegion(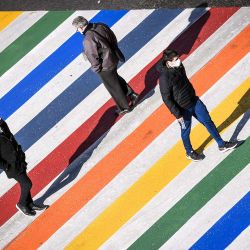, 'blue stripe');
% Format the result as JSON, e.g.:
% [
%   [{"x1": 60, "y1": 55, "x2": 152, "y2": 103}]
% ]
[
  {"x1": 16, "y1": 8, "x2": 193, "y2": 151},
  {"x1": 190, "y1": 192, "x2": 250, "y2": 250},
  {"x1": 0, "y1": 10, "x2": 128, "y2": 119}
]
